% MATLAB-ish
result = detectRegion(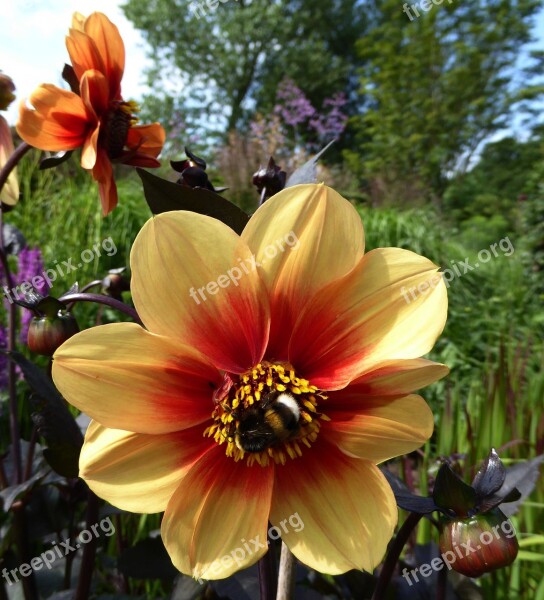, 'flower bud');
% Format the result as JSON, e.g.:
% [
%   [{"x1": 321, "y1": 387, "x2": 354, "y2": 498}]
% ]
[
  {"x1": 102, "y1": 268, "x2": 130, "y2": 301},
  {"x1": 438, "y1": 509, "x2": 518, "y2": 577},
  {"x1": 252, "y1": 157, "x2": 286, "y2": 201},
  {"x1": 27, "y1": 312, "x2": 80, "y2": 356},
  {"x1": 0, "y1": 73, "x2": 15, "y2": 111}
]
